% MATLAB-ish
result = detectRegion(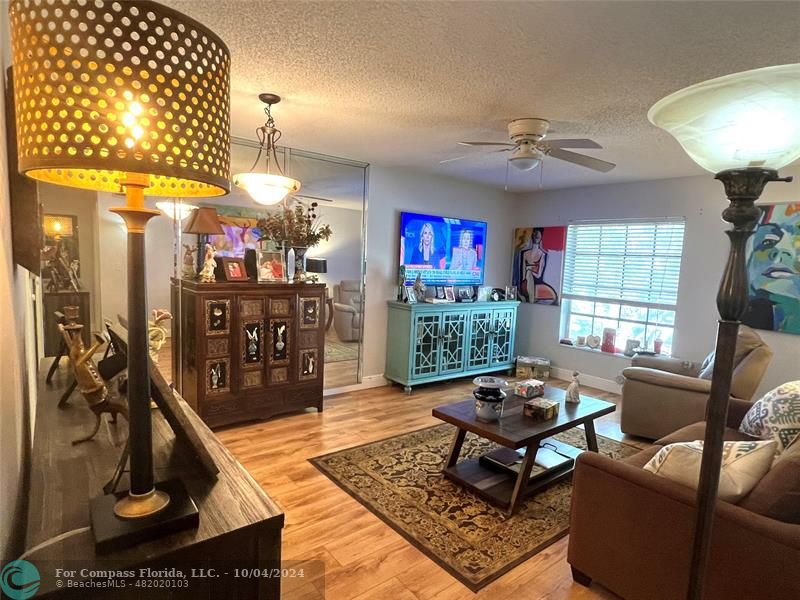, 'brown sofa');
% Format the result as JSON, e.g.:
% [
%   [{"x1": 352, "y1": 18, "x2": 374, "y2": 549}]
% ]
[
  {"x1": 568, "y1": 398, "x2": 800, "y2": 600},
  {"x1": 620, "y1": 326, "x2": 773, "y2": 439}
]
